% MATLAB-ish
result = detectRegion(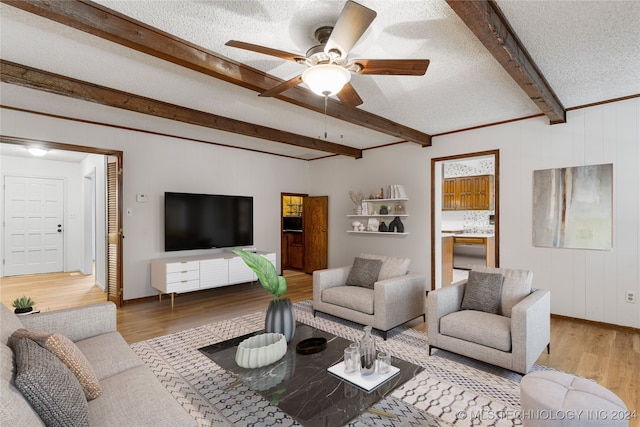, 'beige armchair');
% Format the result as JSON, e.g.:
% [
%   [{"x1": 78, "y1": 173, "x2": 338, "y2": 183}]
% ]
[
  {"x1": 313, "y1": 253, "x2": 427, "y2": 340},
  {"x1": 428, "y1": 266, "x2": 550, "y2": 374}
]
